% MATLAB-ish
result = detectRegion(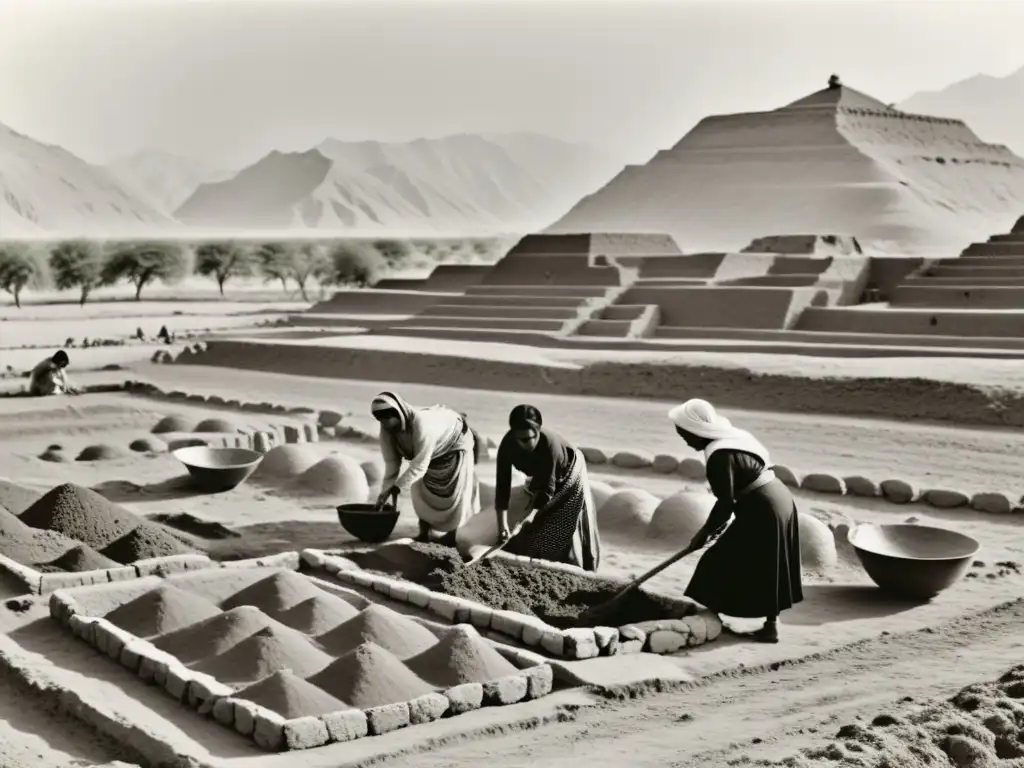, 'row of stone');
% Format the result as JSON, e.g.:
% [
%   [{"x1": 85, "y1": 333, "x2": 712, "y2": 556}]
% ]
[
  {"x1": 579, "y1": 447, "x2": 1023, "y2": 515},
  {"x1": 305, "y1": 549, "x2": 722, "y2": 659},
  {"x1": 49, "y1": 582, "x2": 553, "y2": 752}
]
